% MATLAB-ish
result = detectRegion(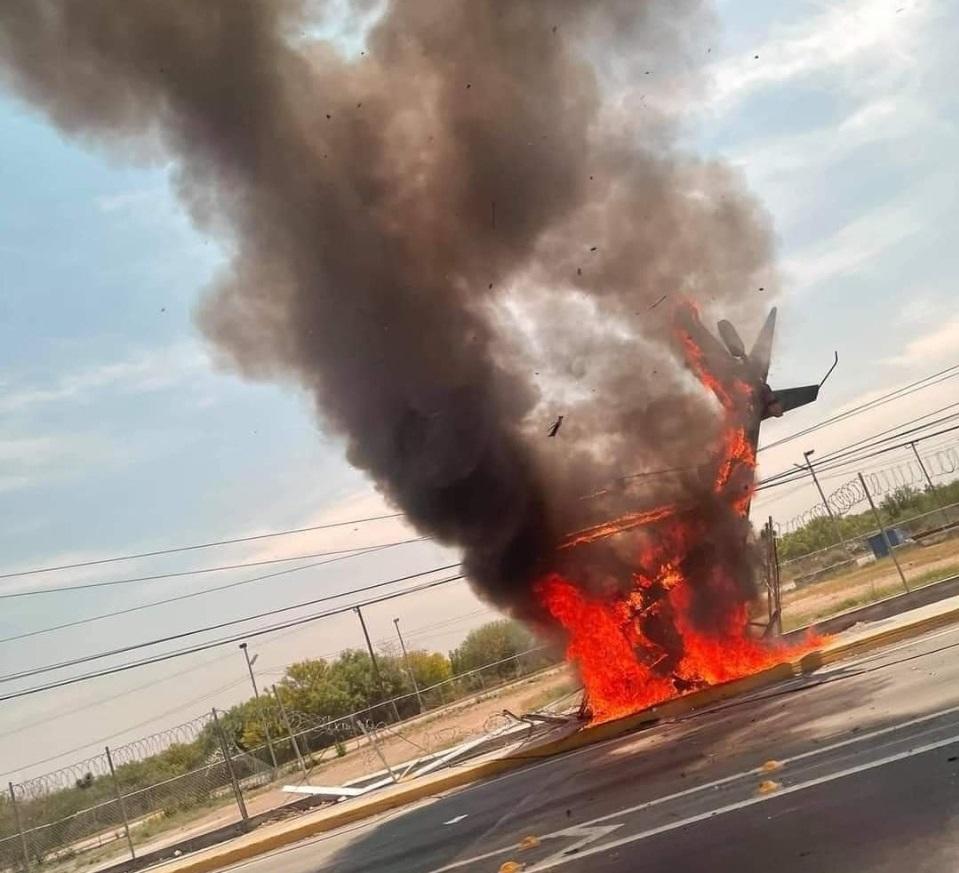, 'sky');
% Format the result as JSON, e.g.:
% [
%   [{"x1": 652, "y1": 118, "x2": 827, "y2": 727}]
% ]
[{"x1": 0, "y1": 0, "x2": 957, "y2": 781}]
